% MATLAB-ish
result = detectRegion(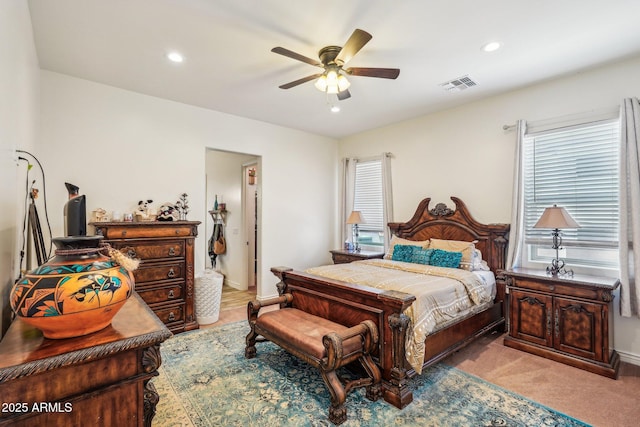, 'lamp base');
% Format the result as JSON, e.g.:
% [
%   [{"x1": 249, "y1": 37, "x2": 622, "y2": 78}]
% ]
[{"x1": 546, "y1": 258, "x2": 574, "y2": 277}]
